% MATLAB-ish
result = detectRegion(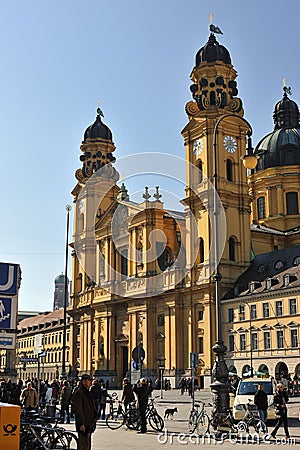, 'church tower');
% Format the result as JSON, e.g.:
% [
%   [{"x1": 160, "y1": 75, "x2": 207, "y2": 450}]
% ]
[
  {"x1": 53, "y1": 273, "x2": 69, "y2": 310},
  {"x1": 182, "y1": 25, "x2": 253, "y2": 293}
]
